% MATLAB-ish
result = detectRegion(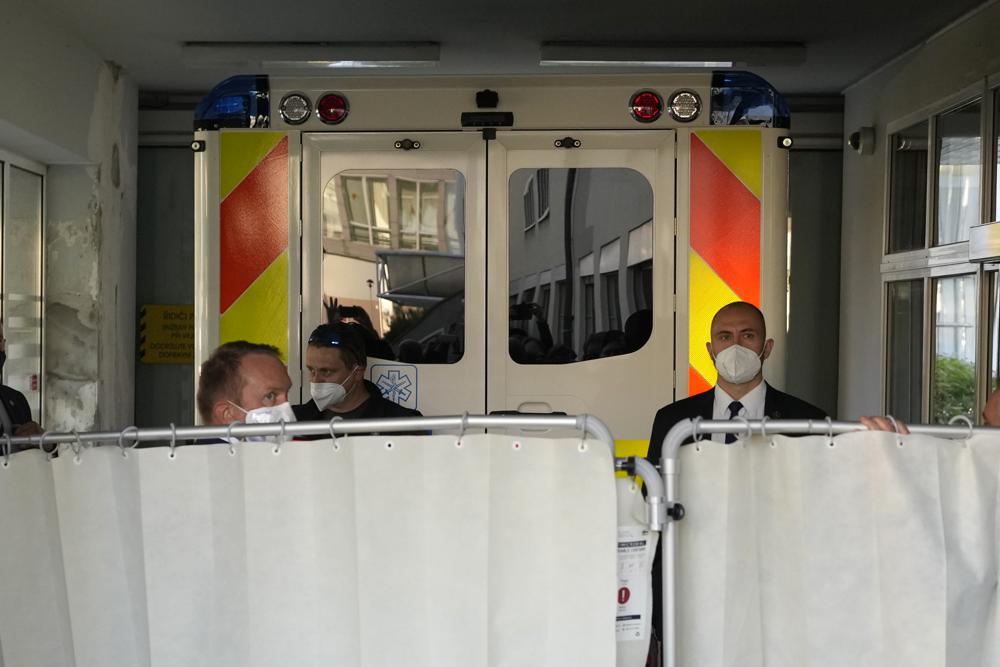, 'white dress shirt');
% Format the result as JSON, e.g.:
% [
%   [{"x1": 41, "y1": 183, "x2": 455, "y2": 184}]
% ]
[{"x1": 711, "y1": 382, "x2": 767, "y2": 443}]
